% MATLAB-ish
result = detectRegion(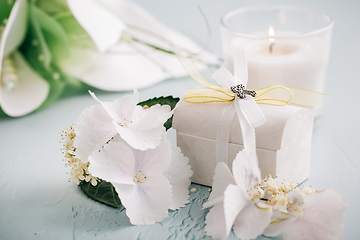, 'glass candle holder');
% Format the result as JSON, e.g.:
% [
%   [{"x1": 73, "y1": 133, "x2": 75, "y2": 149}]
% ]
[{"x1": 221, "y1": 6, "x2": 333, "y2": 93}]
